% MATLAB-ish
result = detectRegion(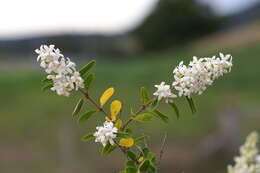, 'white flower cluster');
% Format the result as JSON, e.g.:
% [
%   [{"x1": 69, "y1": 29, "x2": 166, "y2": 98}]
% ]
[
  {"x1": 172, "y1": 53, "x2": 232, "y2": 97},
  {"x1": 153, "y1": 53, "x2": 232, "y2": 101},
  {"x1": 35, "y1": 45, "x2": 84, "y2": 96},
  {"x1": 94, "y1": 121, "x2": 118, "y2": 147},
  {"x1": 153, "y1": 82, "x2": 176, "y2": 103},
  {"x1": 228, "y1": 132, "x2": 260, "y2": 173}
]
